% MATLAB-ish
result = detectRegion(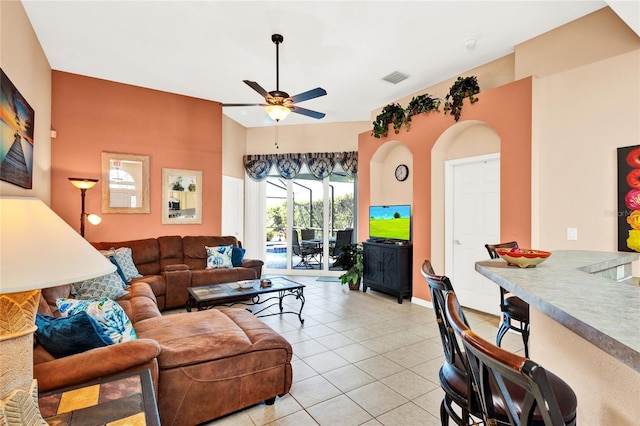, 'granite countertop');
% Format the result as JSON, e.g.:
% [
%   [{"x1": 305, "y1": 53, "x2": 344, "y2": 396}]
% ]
[{"x1": 475, "y1": 250, "x2": 640, "y2": 373}]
